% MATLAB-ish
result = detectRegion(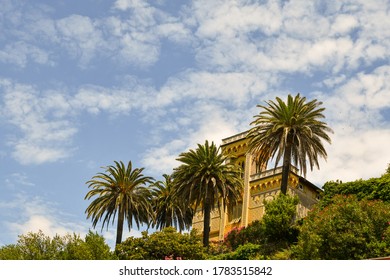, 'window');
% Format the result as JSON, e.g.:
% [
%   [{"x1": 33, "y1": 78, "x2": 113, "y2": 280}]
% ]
[{"x1": 228, "y1": 202, "x2": 242, "y2": 223}]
